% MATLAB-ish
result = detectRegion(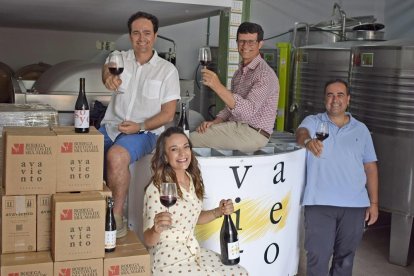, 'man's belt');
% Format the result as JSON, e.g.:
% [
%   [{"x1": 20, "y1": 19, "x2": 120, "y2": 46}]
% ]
[{"x1": 249, "y1": 125, "x2": 270, "y2": 139}]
